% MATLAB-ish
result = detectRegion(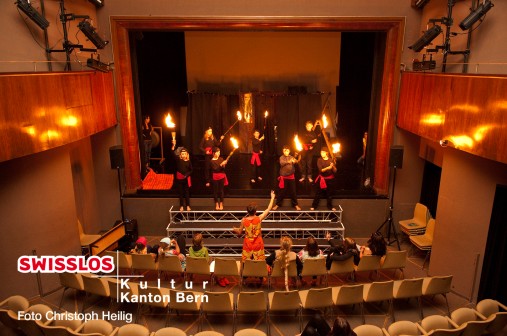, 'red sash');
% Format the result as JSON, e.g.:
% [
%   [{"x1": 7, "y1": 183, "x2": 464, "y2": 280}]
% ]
[
  {"x1": 176, "y1": 171, "x2": 192, "y2": 187},
  {"x1": 250, "y1": 152, "x2": 261, "y2": 166},
  {"x1": 303, "y1": 144, "x2": 313, "y2": 151},
  {"x1": 205, "y1": 147, "x2": 212, "y2": 155},
  {"x1": 213, "y1": 172, "x2": 228, "y2": 186},
  {"x1": 315, "y1": 174, "x2": 334, "y2": 189},
  {"x1": 278, "y1": 174, "x2": 295, "y2": 189}
]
